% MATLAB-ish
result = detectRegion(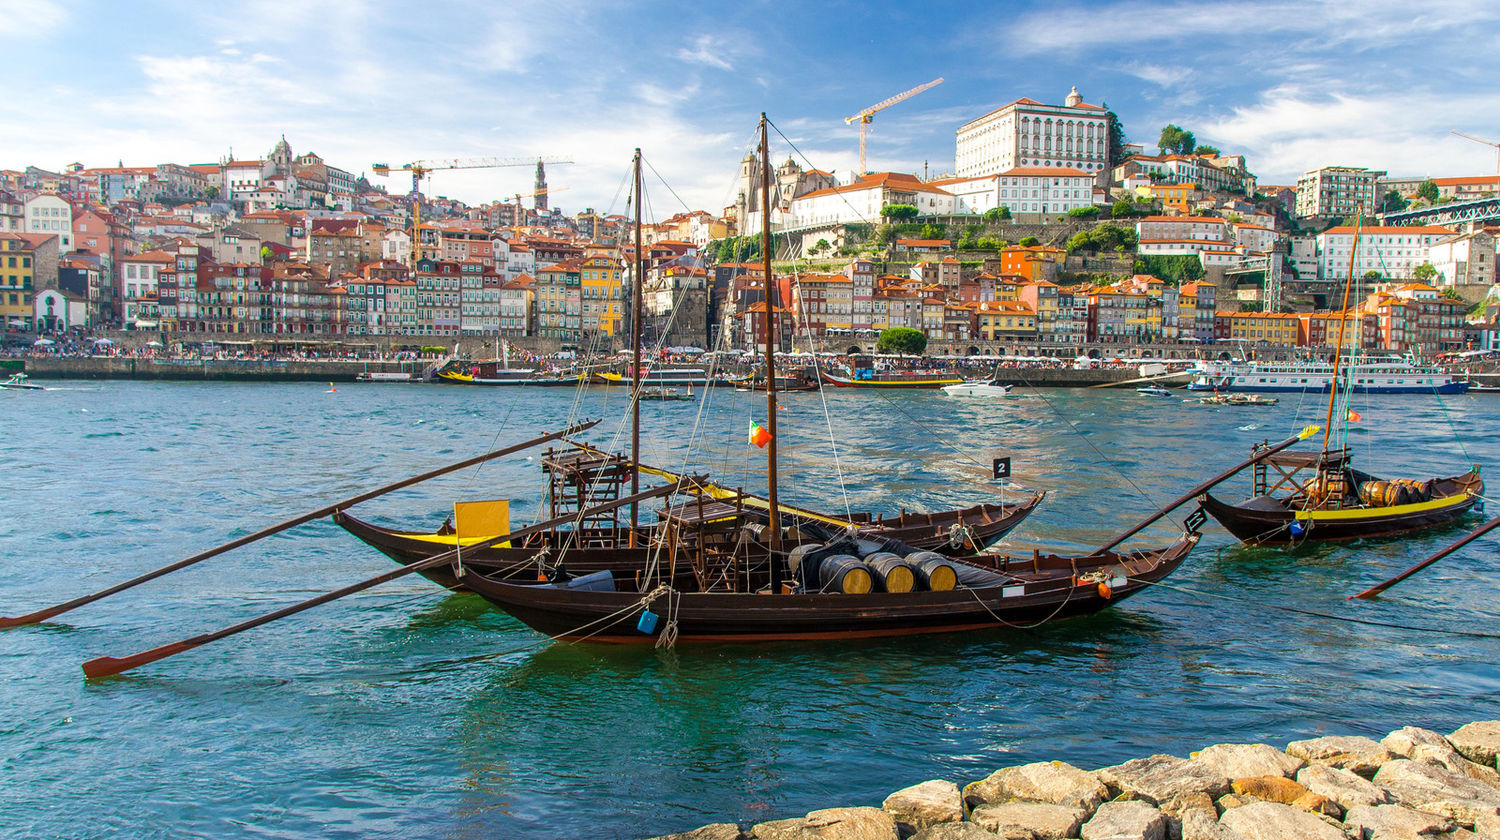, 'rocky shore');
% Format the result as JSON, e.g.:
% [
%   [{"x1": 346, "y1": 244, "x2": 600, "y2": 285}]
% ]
[{"x1": 647, "y1": 721, "x2": 1500, "y2": 840}]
